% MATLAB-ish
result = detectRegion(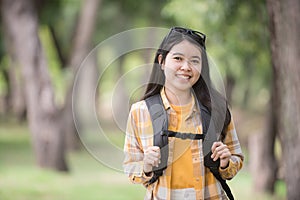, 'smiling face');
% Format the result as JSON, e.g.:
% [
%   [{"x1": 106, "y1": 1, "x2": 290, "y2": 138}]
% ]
[{"x1": 160, "y1": 40, "x2": 202, "y2": 95}]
